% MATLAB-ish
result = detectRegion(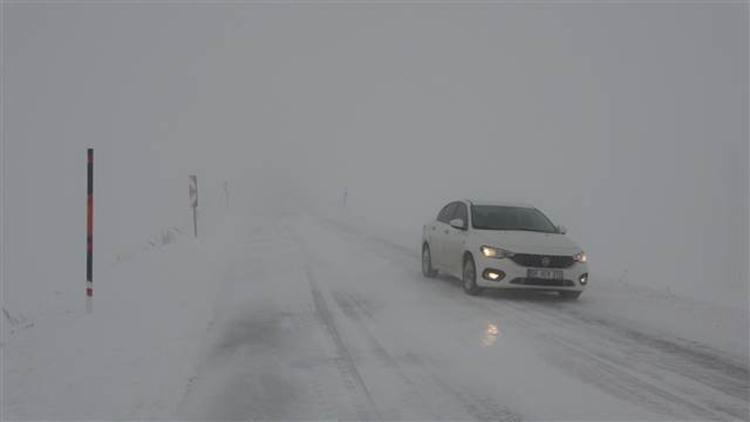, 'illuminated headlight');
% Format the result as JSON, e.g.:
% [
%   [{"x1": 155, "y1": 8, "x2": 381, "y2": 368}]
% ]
[
  {"x1": 482, "y1": 269, "x2": 506, "y2": 281},
  {"x1": 481, "y1": 246, "x2": 514, "y2": 259},
  {"x1": 573, "y1": 251, "x2": 587, "y2": 263}
]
